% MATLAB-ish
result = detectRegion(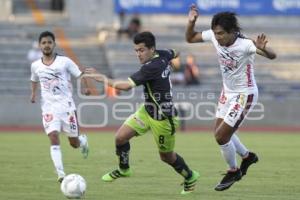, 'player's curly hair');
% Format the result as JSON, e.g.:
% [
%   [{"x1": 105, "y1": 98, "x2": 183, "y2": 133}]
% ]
[
  {"x1": 38, "y1": 31, "x2": 55, "y2": 43},
  {"x1": 134, "y1": 31, "x2": 156, "y2": 49},
  {"x1": 211, "y1": 12, "x2": 241, "y2": 33}
]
